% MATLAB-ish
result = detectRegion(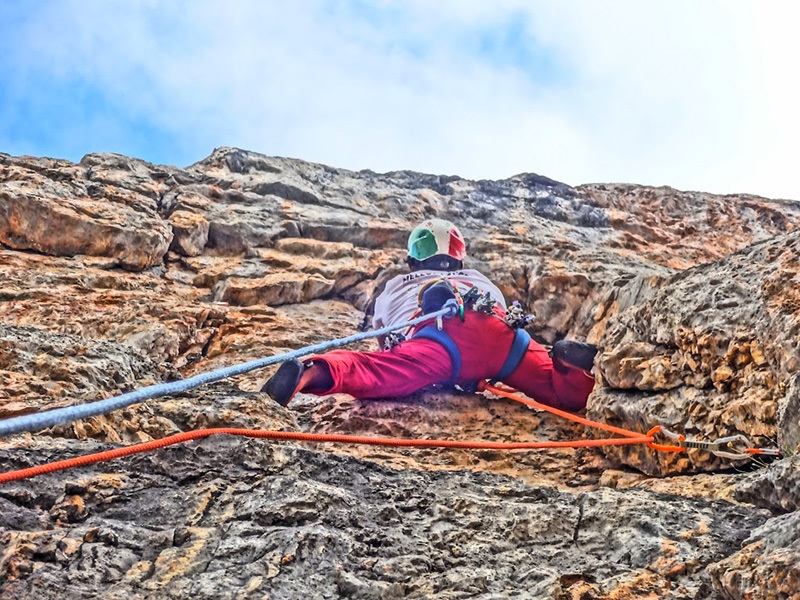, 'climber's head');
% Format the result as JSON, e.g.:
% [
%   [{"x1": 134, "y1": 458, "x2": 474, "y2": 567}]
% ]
[{"x1": 406, "y1": 218, "x2": 466, "y2": 272}]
